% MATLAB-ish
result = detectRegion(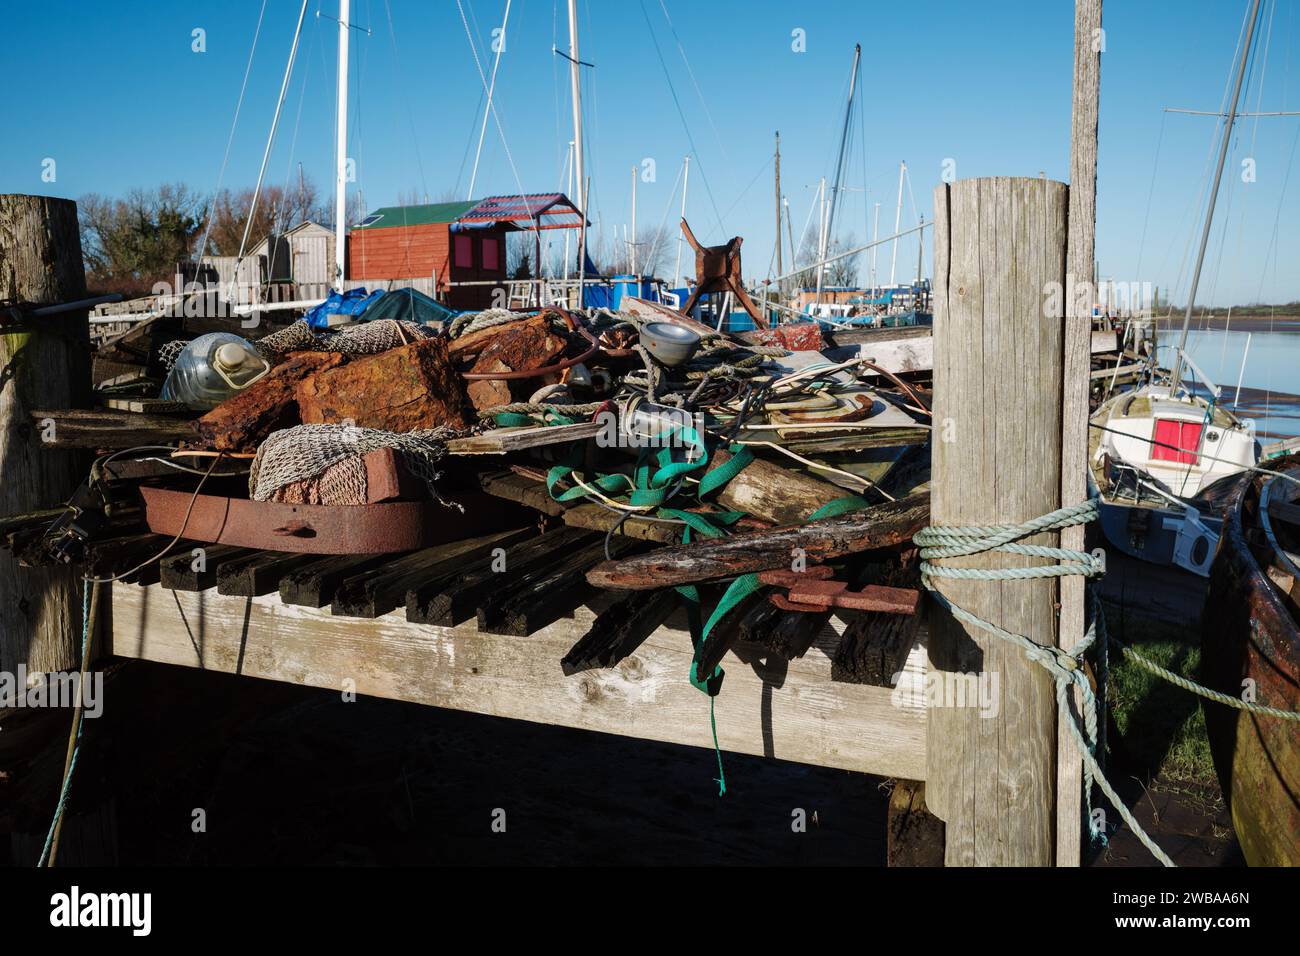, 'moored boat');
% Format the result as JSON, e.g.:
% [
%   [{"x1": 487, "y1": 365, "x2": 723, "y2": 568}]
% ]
[{"x1": 1201, "y1": 456, "x2": 1300, "y2": 866}]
